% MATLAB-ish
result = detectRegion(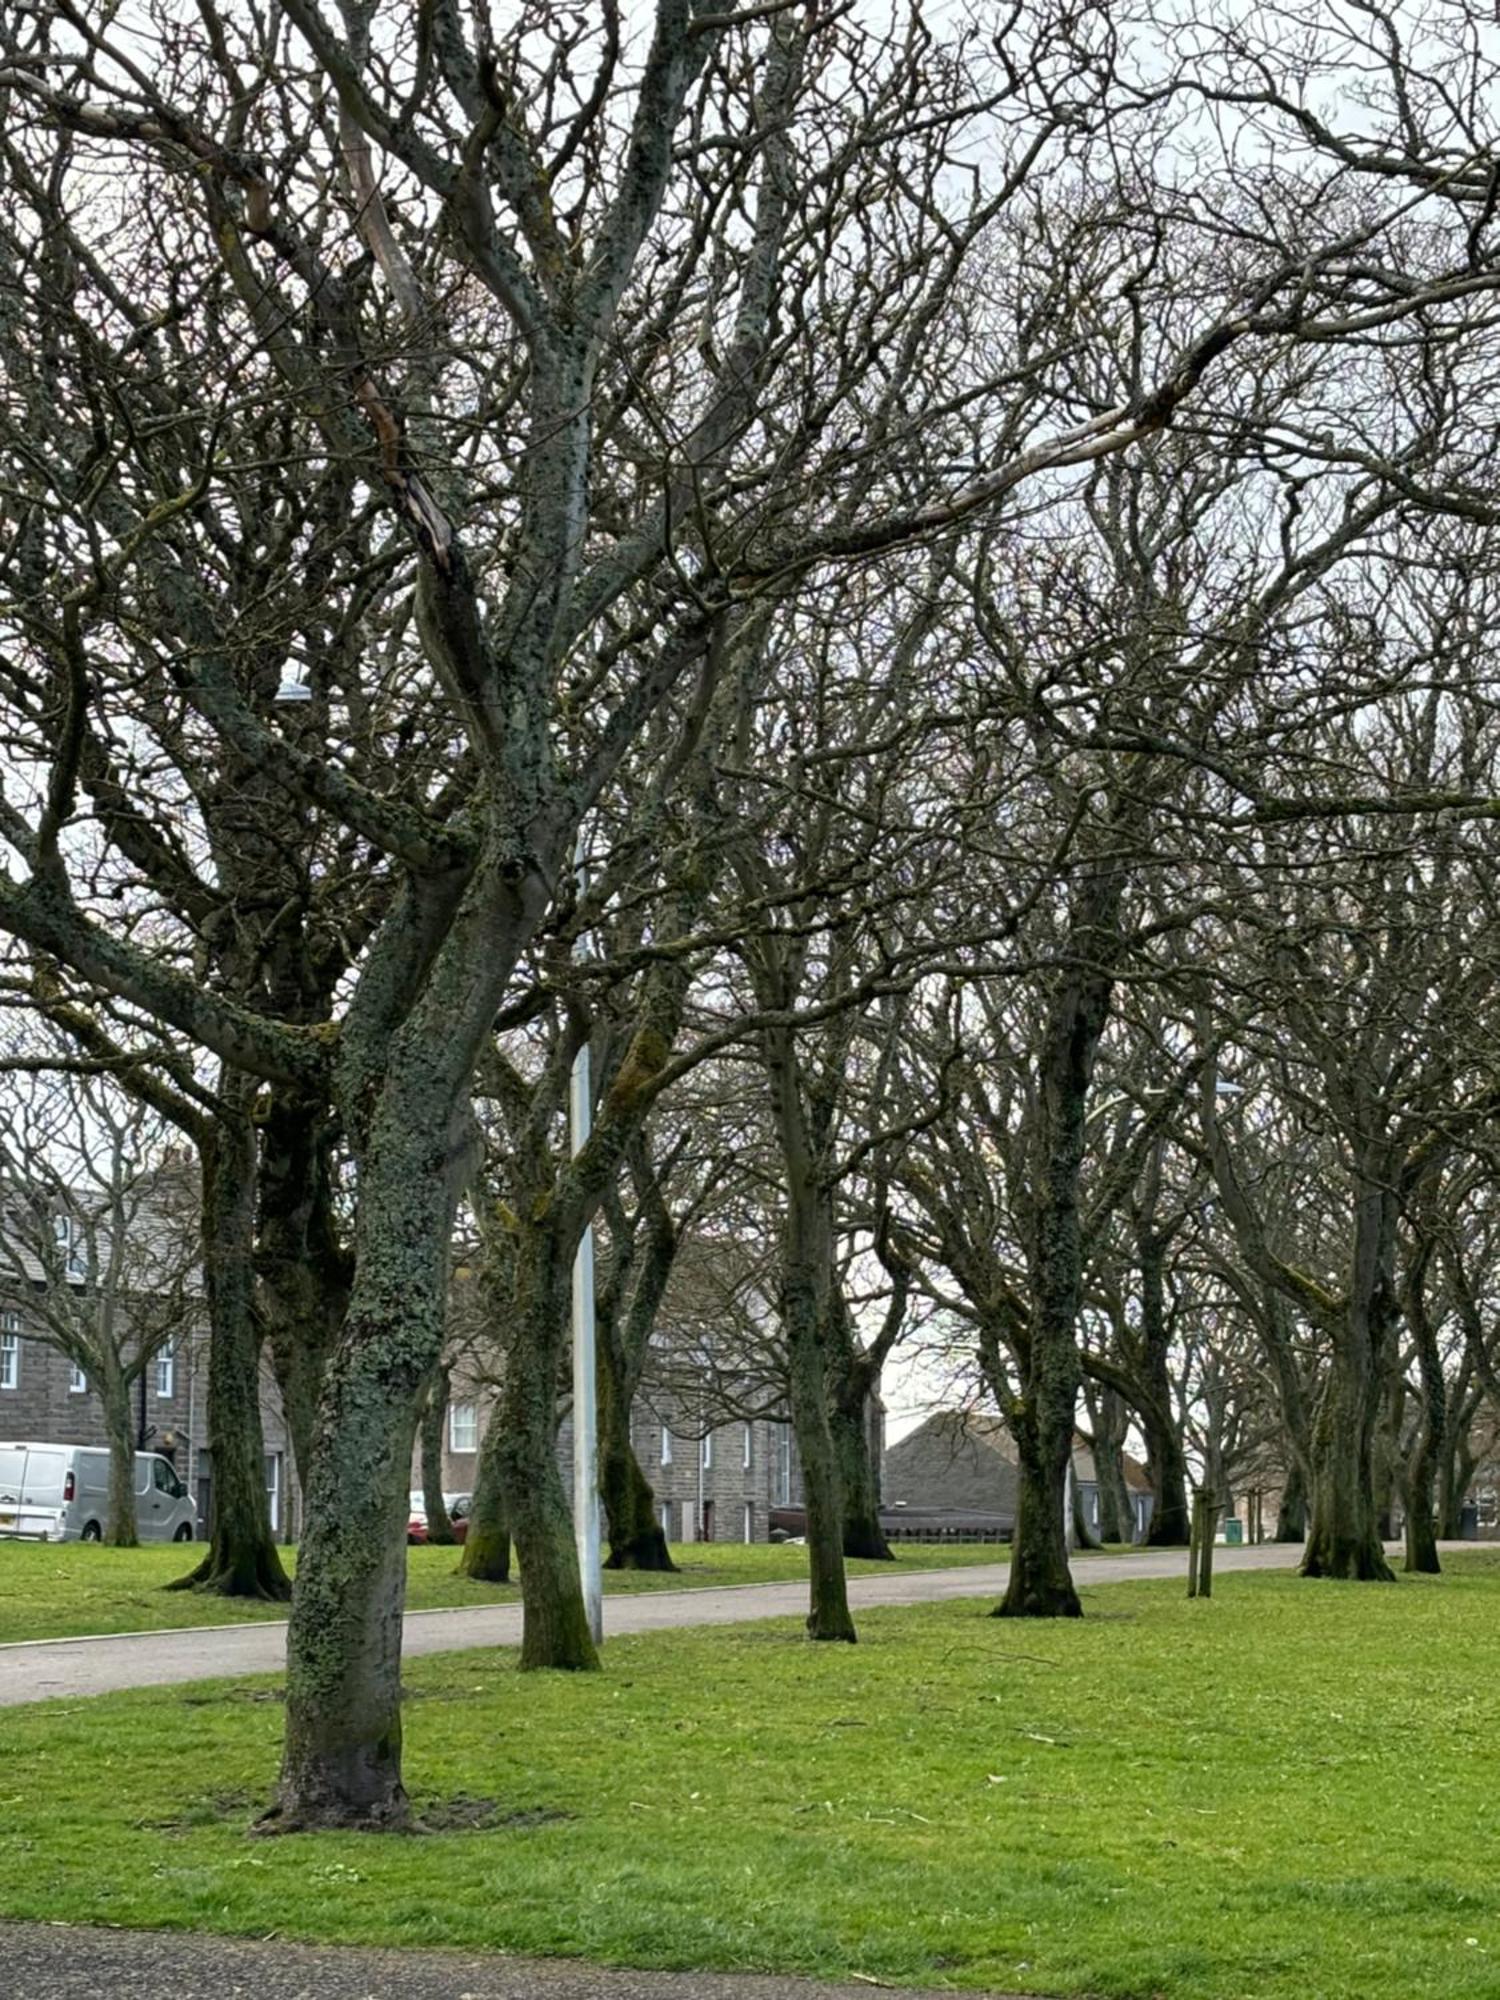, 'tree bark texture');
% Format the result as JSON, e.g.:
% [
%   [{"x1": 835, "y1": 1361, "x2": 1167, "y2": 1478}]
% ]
[
  {"x1": 101, "y1": 1364, "x2": 139, "y2": 1548},
  {"x1": 1301, "y1": 1173, "x2": 1398, "y2": 1582},
  {"x1": 829, "y1": 1353, "x2": 892, "y2": 1561},
  {"x1": 458, "y1": 1404, "x2": 512, "y2": 1583},
  {"x1": 420, "y1": 1364, "x2": 458, "y2": 1545},
  {"x1": 493, "y1": 1217, "x2": 600, "y2": 1671},
  {"x1": 1136, "y1": 1232, "x2": 1191, "y2": 1546},
  {"x1": 597, "y1": 1314, "x2": 674, "y2": 1571},
  {"x1": 168, "y1": 1110, "x2": 289, "y2": 1601}
]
